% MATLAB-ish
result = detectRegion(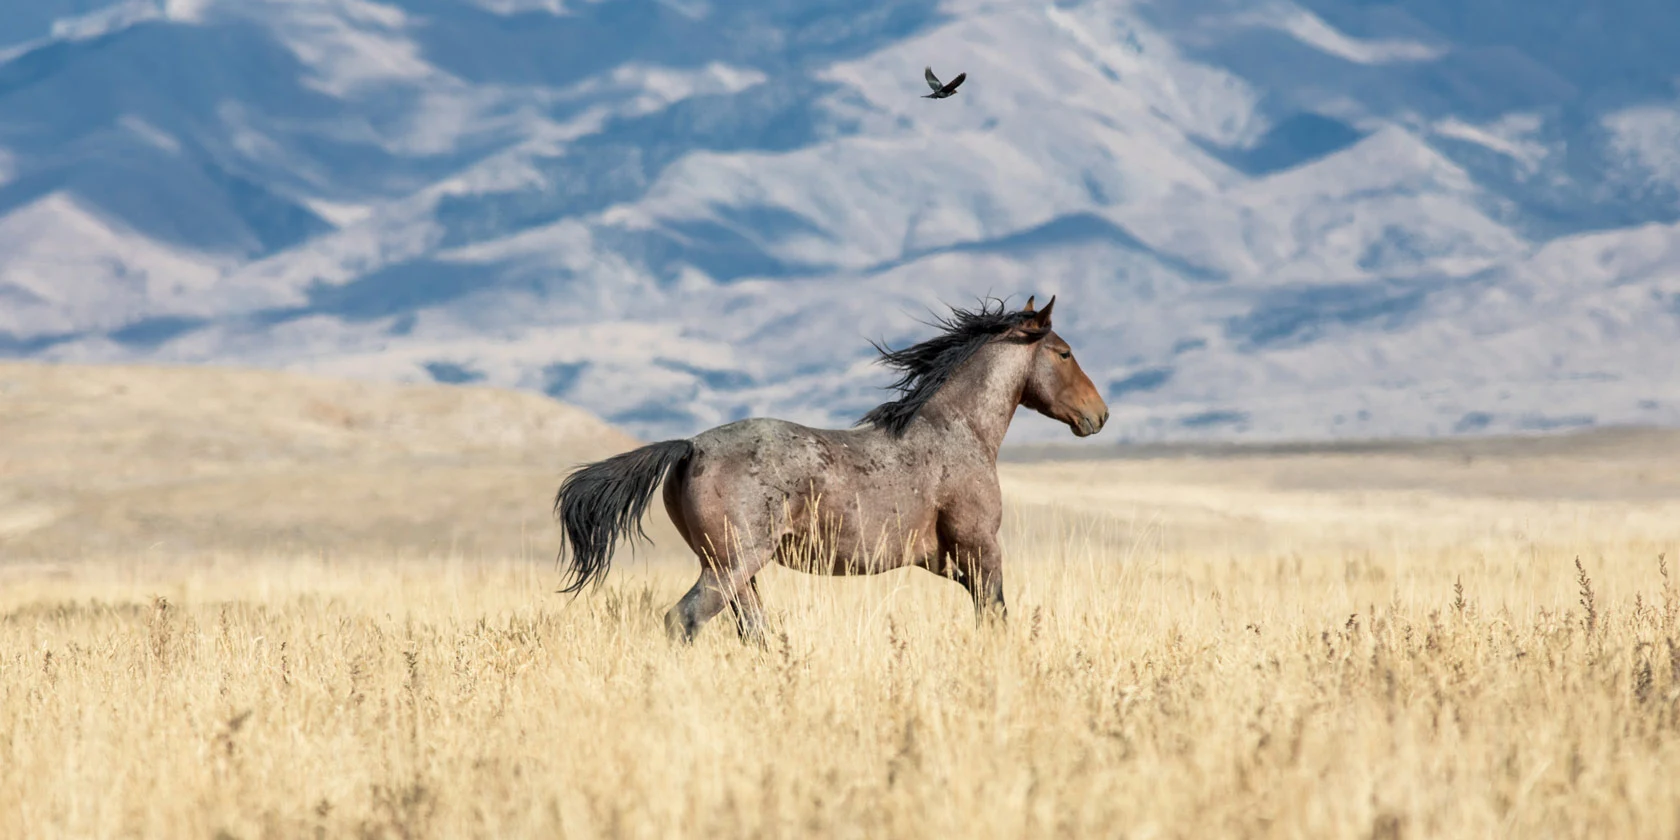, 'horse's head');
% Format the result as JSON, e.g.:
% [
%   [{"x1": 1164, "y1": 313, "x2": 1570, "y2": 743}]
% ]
[{"x1": 1009, "y1": 295, "x2": 1109, "y2": 437}]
